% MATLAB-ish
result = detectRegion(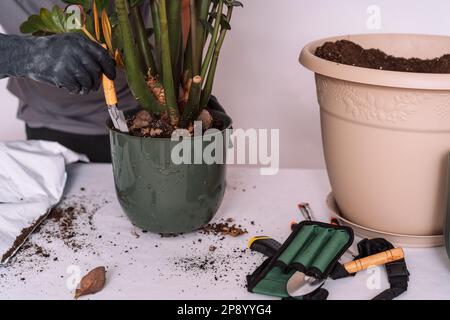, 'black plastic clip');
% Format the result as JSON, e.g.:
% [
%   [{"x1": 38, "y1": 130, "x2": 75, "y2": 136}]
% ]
[{"x1": 386, "y1": 260, "x2": 410, "y2": 280}]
